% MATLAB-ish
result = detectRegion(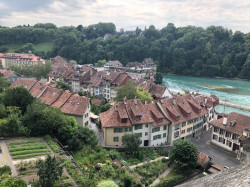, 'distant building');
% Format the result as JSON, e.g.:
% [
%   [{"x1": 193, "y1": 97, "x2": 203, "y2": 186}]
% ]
[
  {"x1": 0, "y1": 53, "x2": 3, "y2": 66},
  {"x1": 210, "y1": 112, "x2": 250, "y2": 152},
  {"x1": 1, "y1": 51, "x2": 45, "y2": 69},
  {"x1": 0, "y1": 69, "x2": 21, "y2": 83},
  {"x1": 11, "y1": 78, "x2": 91, "y2": 127}
]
